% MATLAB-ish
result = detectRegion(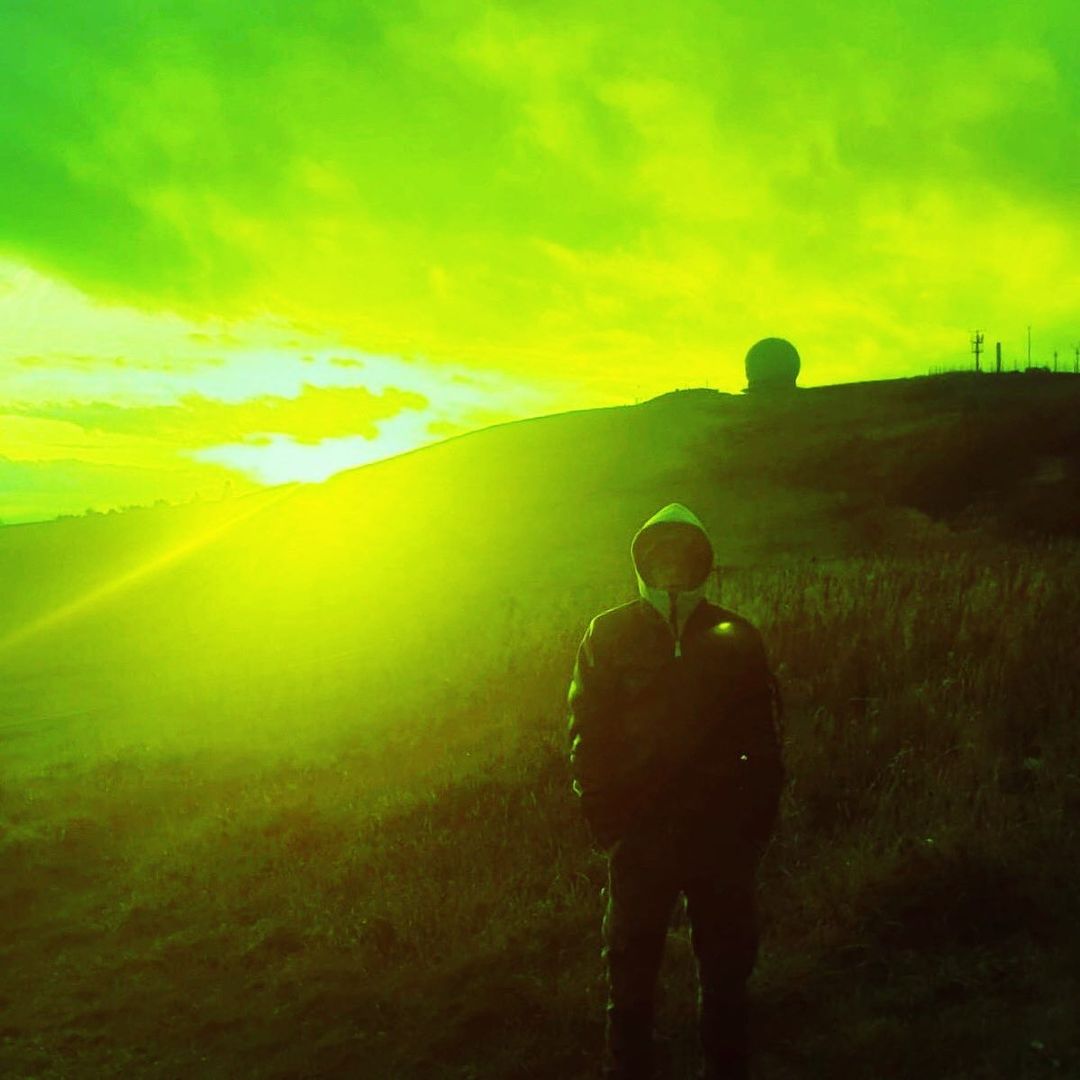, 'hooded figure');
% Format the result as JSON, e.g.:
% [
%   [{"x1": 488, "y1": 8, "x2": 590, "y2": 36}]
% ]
[
  {"x1": 631, "y1": 502, "x2": 715, "y2": 658},
  {"x1": 567, "y1": 503, "x2": 784, "y2": 1080}
]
